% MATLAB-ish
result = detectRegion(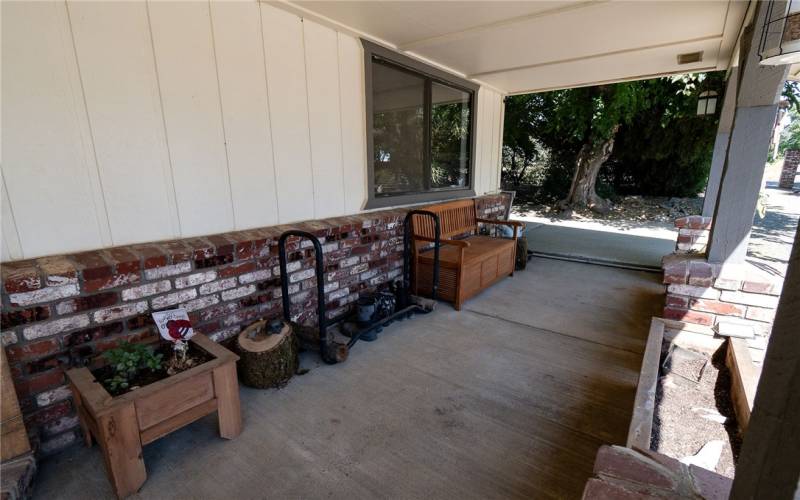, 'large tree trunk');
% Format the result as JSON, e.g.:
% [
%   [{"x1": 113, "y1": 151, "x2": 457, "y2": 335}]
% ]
[{"x1": 561, "y1": 125, "x2": 620, "y2": 214}]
